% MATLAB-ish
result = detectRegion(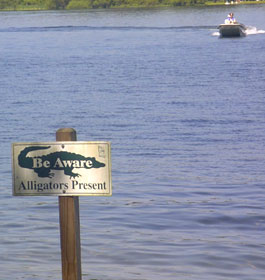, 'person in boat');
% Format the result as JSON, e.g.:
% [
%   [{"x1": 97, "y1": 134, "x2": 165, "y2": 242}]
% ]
[{"x1": 225, "y1": 13, "x2": 237, "y2": 24}]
